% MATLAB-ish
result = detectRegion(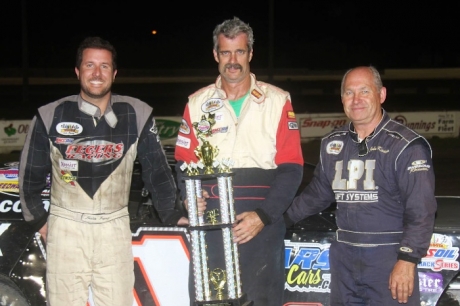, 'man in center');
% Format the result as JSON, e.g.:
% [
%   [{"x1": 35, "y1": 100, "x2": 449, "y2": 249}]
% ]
[{"x1": 174, "y1": 17, "x2": 304, "y2": 305}]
